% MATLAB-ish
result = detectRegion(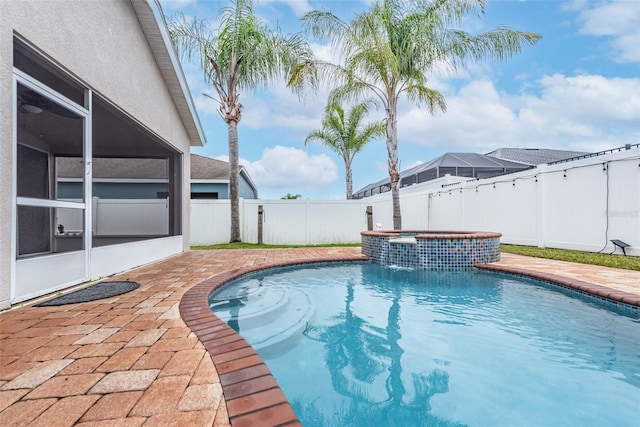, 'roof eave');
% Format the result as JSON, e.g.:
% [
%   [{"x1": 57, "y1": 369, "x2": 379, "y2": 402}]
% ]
[
  {"x1": 131, "y1": 0, "x2": 206, "y2": 147},
  {"x1": 240, "y1": 166, "x2": 259, "y2": 198}
]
